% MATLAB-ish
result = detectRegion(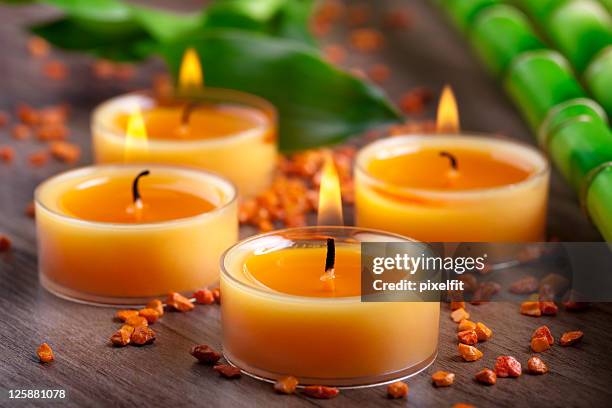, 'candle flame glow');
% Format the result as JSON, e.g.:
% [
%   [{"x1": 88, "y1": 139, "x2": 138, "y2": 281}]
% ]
[
  {"x1": 124, "y1": 109, "x2": 148, "y2": 162},
  {"x1": 436, "y1": 85, "x2": 460, "y2": 133},
  {"x1": 317, "y1": 151, "x2": 344, "y2": 226},
  {"x1": 179, "y1": 48, "x2": 203, "y2": 92}
]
